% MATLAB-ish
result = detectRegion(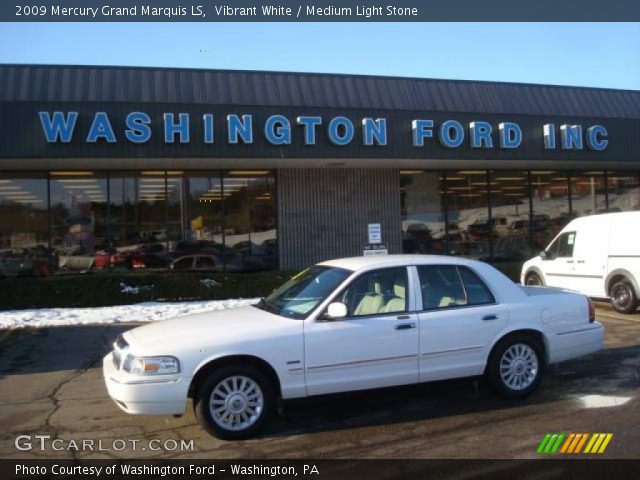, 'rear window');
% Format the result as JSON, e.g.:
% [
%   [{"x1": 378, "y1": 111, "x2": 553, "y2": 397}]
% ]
[{"x1": 417, "y1": 265, "x2": 495, "y2": 310}]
